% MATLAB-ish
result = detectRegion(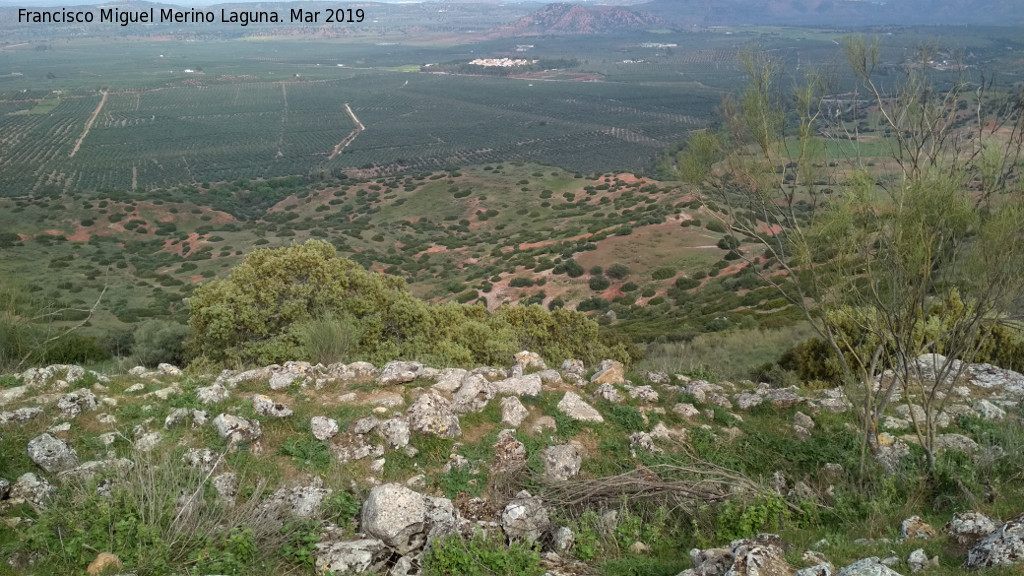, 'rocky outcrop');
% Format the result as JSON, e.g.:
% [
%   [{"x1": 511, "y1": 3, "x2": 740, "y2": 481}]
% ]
[
  {"x1": 361, "y1": 484, "x2": 458, "y2": 555},
  {"x1": 966, "y1": 513, "x2": 1024, "y2": 568},
  {"x1": 501, "y1": 490, "x2": 550, "y2": 544},
  {"x1": 27, "y1": 433, "x2": 79, "y2": 474},
  {"x1": 406, "y1": 392, "x2": 461, "y2": 439}
]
